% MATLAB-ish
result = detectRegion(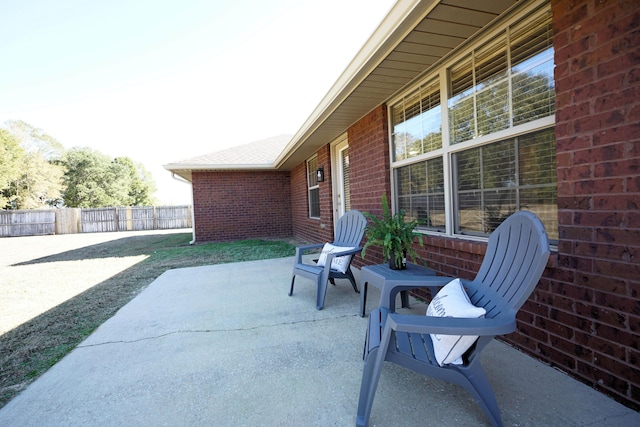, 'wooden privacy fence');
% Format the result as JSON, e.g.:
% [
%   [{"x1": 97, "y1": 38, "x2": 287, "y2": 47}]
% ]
[
  {"x1": 0, "y1": 206, "x2": 192, "y2": 237},
  {"x1": 0, "y1": 210, "x2": 56, "y2": 237}
]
